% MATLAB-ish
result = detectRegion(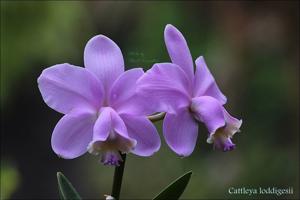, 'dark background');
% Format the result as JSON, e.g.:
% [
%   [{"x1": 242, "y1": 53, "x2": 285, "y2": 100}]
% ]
[{"x1": 1, "y1": 1, "x2": 299, "y2": 199}]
